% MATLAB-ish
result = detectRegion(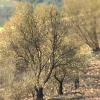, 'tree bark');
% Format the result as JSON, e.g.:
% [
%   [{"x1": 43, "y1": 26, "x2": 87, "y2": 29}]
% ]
[
  {"x1": 58, "y1": 81, "x2": 63, "y2": 95},
  {"x1": 74, "y1": 77, "x2": 80, "y2": 90},
  {"x1": 31, "y1": 90, "x2": 35, "y2": 100},
  {"x1": 54, "y1": 74, "x2": 65, "y2": 95},
  {"x1": 14, "y1": 95, "x2": 21, "y2": 100},
  {"x1": 93, "y1": 47, "x2": 100, "y2": 53},
  {"x1": 35, "y1": 86, "x2": 44, "y2": 100}
]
